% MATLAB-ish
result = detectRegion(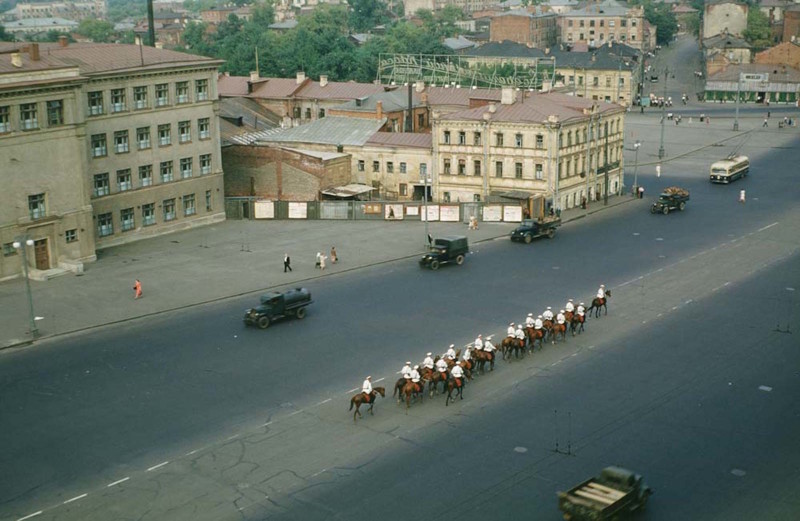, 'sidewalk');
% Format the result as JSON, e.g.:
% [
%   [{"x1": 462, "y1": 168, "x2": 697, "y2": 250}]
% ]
[{"x1": 0, "y1": 196, "x2": 634, "y2": 349}]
